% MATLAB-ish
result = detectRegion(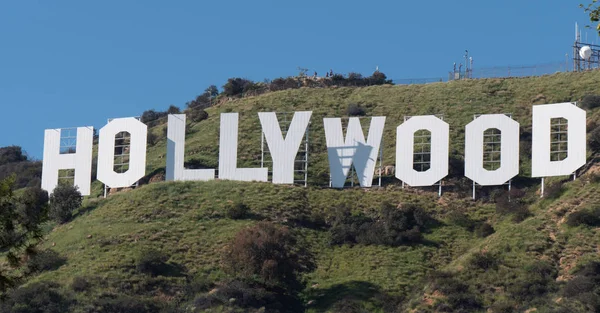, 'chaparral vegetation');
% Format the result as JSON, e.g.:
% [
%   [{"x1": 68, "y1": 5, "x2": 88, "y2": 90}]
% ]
[{"x1": 3, "y1": 69, "x2": 600, "y2": 312}]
